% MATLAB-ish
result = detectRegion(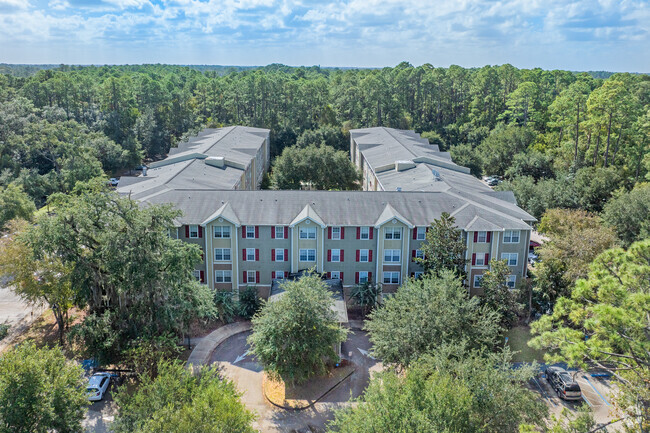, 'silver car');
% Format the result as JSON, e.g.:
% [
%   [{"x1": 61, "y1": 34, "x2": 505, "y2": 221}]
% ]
[
  {"x1": 546, "y1": 366, "x2": 582, "y2": 401},
  {"x1": 86, "y1": 372, "x2": 112, "y2": 402}
]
